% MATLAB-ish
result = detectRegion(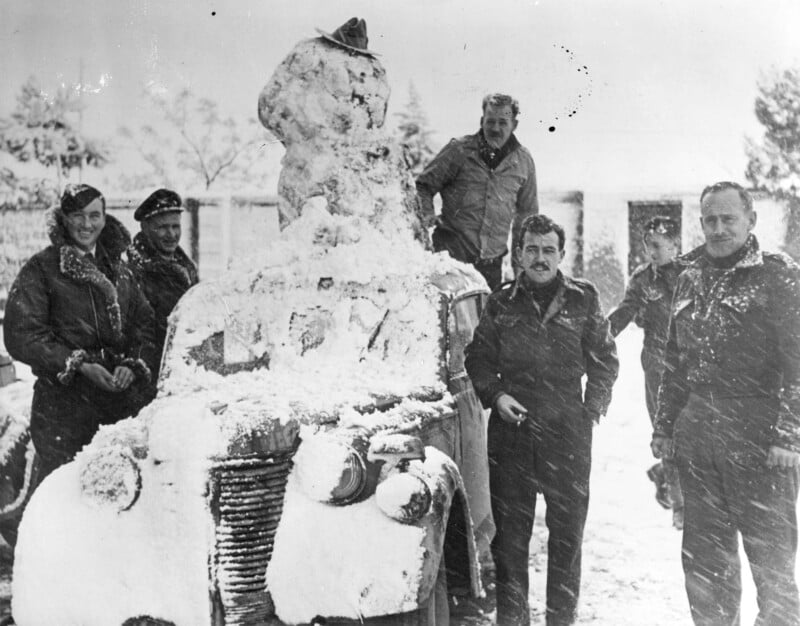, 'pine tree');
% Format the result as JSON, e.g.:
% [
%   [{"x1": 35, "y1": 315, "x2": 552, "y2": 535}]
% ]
[
  {"x1": 745, "y1": 67, "x2": 800, "y2": 259},
  {"x1": 0, "y1": 76, "x2": 108, "y2": 191},
  {"x1": 394, "y1": 82, "x2": 437, "y2": 178}
]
